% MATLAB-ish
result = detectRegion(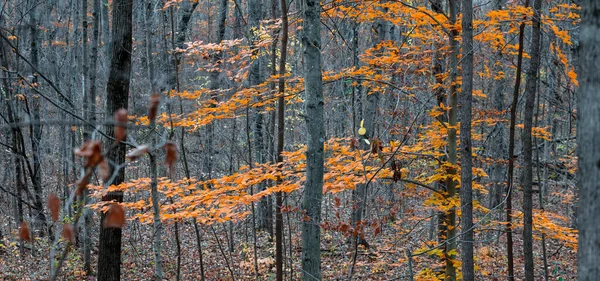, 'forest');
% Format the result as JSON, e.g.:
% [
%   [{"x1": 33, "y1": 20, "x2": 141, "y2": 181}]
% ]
[{"x1": 0, "y1": 0, "x2": 598, "y2": 280}]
